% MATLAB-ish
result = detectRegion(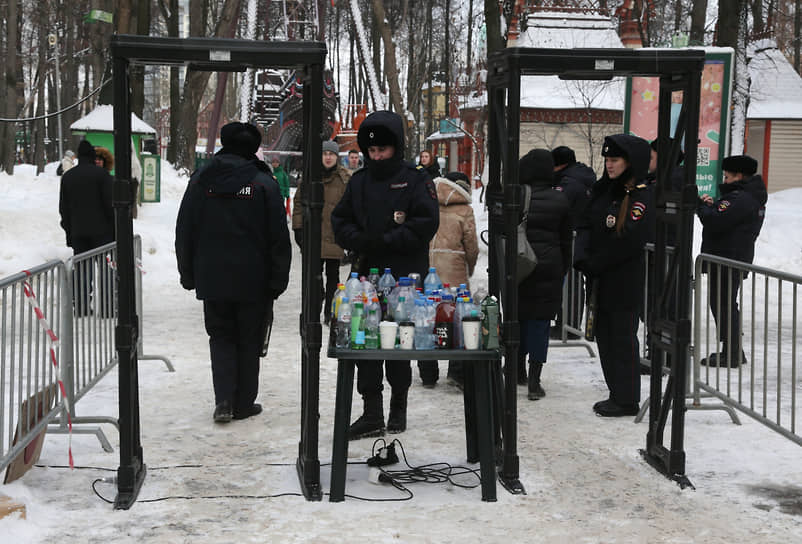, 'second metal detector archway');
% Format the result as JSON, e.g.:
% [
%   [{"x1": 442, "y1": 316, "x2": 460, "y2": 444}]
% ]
[{"x1": 486, "y1": 47, "x2": 704, "y2": 489}]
